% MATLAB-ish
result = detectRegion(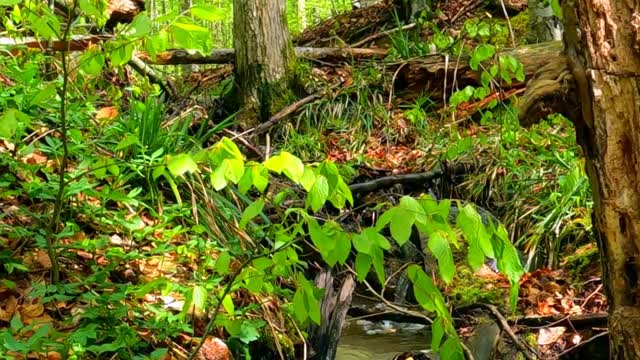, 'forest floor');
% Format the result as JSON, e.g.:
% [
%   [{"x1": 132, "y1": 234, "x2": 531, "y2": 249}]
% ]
[{"x1": 0, "y1": 1, "x2": 608, "y2": 360}]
